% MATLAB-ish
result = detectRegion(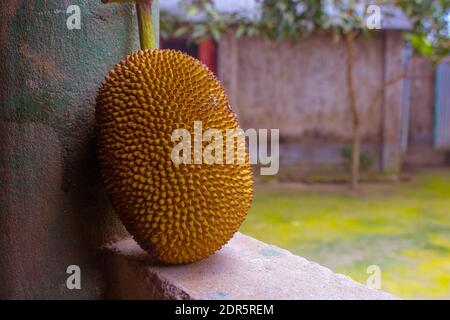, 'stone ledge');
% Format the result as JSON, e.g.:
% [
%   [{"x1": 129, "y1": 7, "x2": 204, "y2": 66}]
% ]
[{"x1": 103, "y1": 233, "x2": 398, "y2": 300}]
